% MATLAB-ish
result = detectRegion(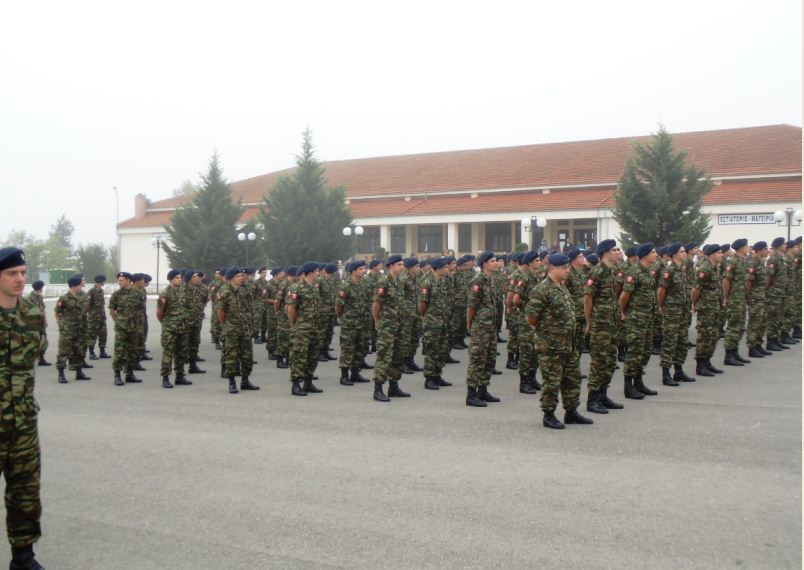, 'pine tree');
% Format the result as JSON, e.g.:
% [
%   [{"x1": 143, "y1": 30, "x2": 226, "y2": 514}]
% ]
[
  {"x1": 613, "y1": 127, "x2": 713, "y2": 246},
  {"x1": 256, "y1": 129, "x2": 353, "y2": 266},
  {"x1": 76, "y1": 243, "x2": 109, "y2": 279},
  {"x1": 163, "y1": 154, "x2": 244, "y2": 273}
]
